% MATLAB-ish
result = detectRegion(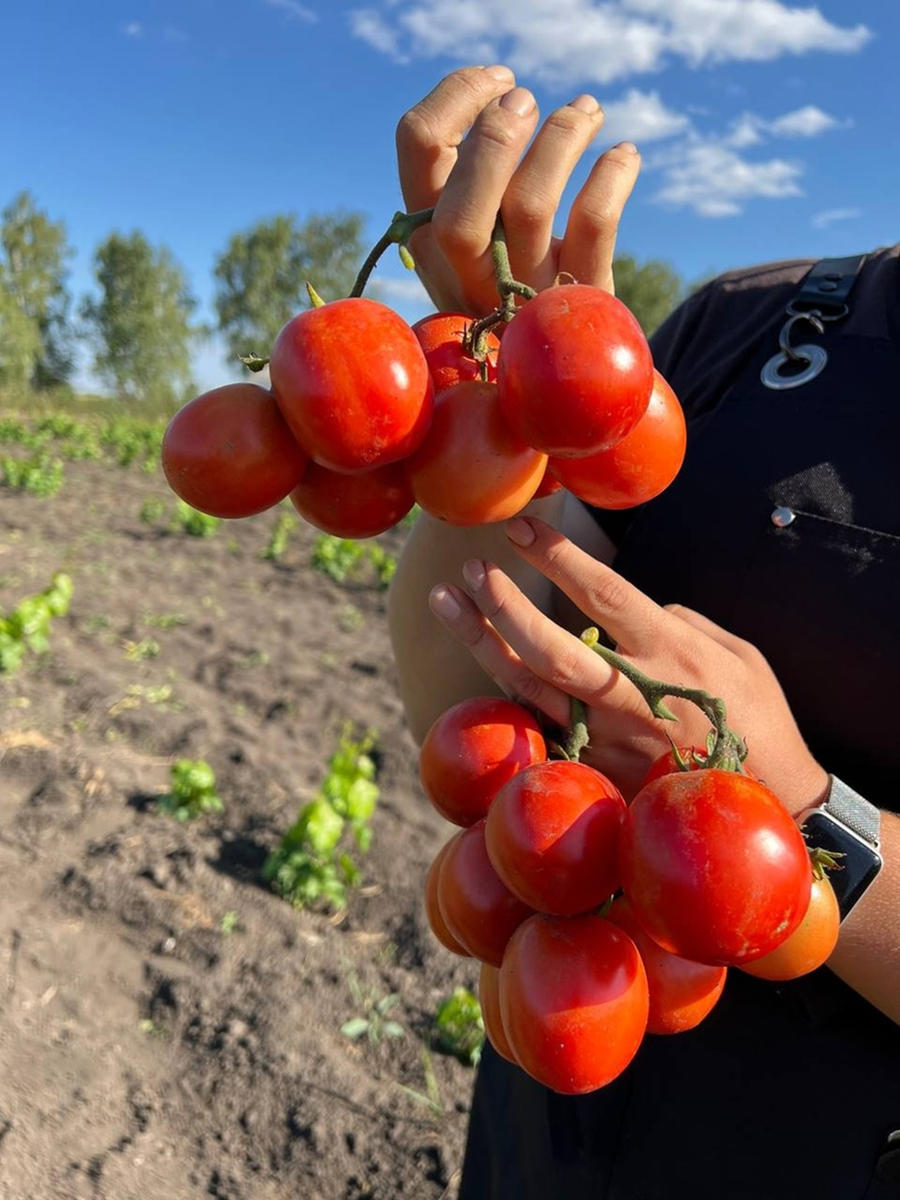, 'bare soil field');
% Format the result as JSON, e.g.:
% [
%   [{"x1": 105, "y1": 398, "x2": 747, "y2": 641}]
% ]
[{"x1": 0, "y1": 451, "x2": 478, "y2": 1199}]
